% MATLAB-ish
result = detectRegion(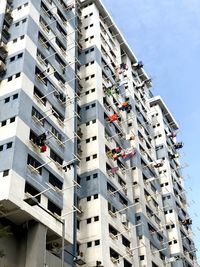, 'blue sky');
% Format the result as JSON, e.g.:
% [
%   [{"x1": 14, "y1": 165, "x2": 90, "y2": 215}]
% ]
[{"x1": 101, "y1": 0, "x2": 200, "y2": 261}]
